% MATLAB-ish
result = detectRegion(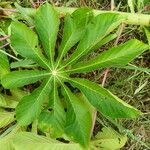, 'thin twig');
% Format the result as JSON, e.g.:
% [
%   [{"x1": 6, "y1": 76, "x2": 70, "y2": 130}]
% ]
[
  {"x1": 30, "y1": 0, "x2": 37, "y2": 8},
  {"x1": 102, "y1": 68, "x2": 110, "y2": 86},
  {"x1": 0, "y1": 49, "x2": 20, "y2": 61},
  {"x1": 0, "y1": 42, "x2": 9, "y2": 49},
  {"x1": 0, "y1": 35, "x2": 10, "y2": 42},
  {"x1": 114, "y1": 23, "x2": 126, "y2": 45},
  {"x1": 111, "y1": 0, "x2": 116, "y2": 11}
]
